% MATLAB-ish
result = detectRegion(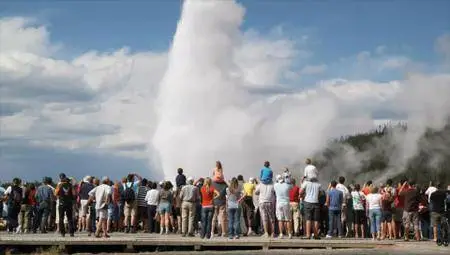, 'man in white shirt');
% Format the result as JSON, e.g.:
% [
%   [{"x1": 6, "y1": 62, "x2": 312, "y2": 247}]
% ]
[
  {"x1": 89, "y1": 176, "x2": 112, "y2": 238},
  {"x1": 145, "y1": 182, "x2": 159, "y2": 233},
  {"x1": 300, "y1": 179, "x2": 322, "y2": 239},
  {"x1": 303, "y1": 158, "x2": 318, "y2": 181},
  {"x1": 336, "y1": 176, "x2": 350, "y2": 237},
  {"x1": 425, "y1": 181, "x2": 437, "y2": 203}
]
